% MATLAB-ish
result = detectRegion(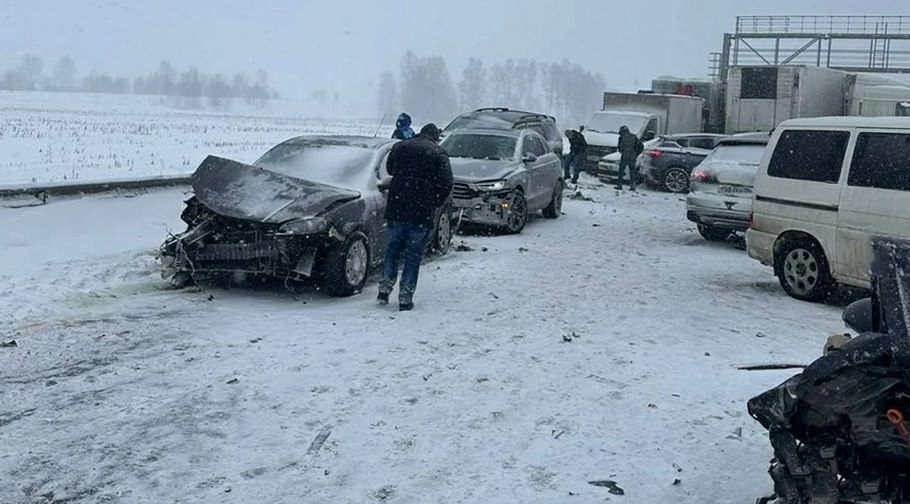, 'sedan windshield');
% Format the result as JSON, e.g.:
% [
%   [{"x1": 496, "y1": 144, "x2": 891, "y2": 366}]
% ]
[
  {"x1": 441, "y1": 134, "x2": 517, "y2": 161},
  {"x1": 254, "y1": 143, "x2": 377, "y2": 189},
  {"x1": 586, "y1": 113, "x2": 648, "y2": 134}
]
